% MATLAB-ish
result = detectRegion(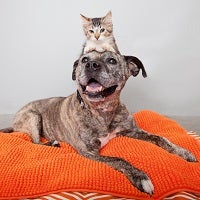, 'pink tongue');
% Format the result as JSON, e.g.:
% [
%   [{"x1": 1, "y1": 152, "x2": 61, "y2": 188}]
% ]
[{"x1": 86, "y1": 82, "x2": 103, "y2": 93}]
